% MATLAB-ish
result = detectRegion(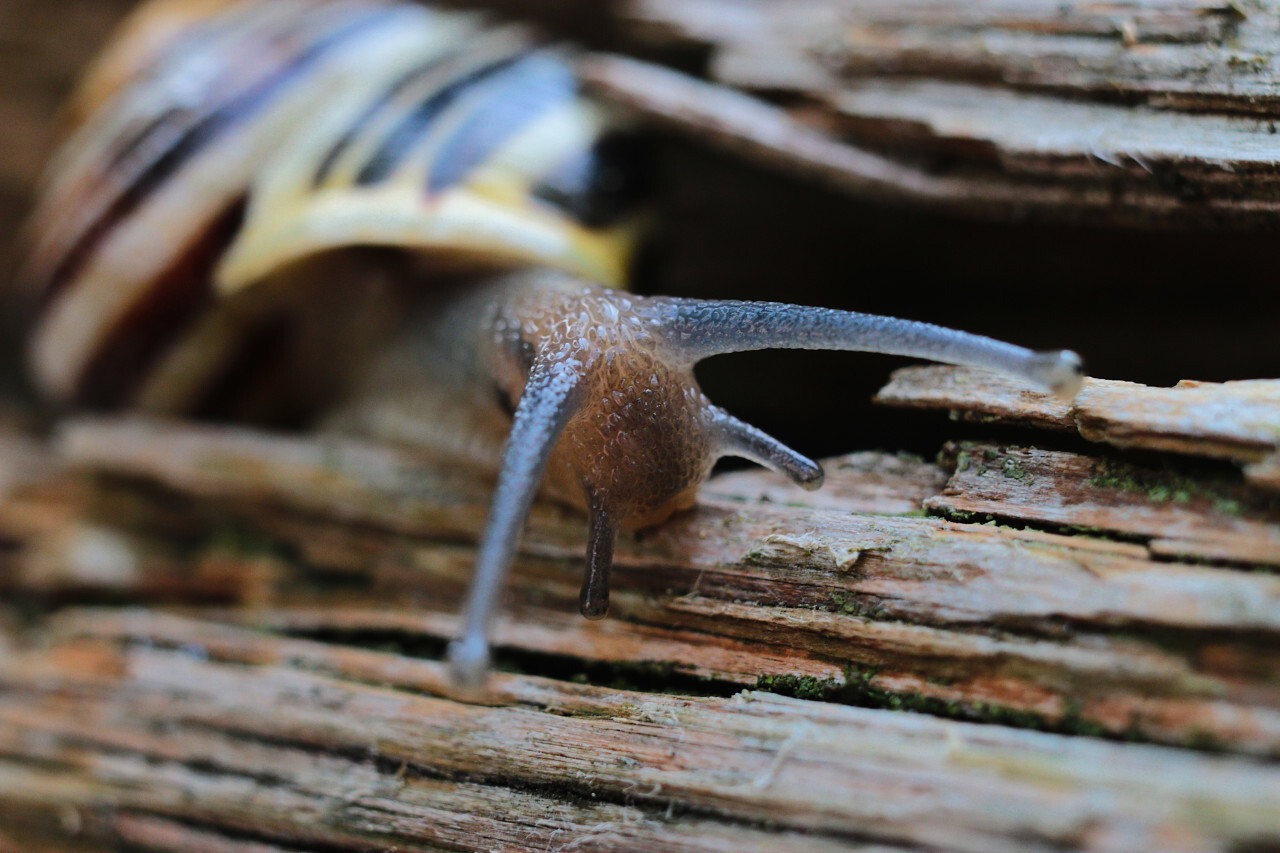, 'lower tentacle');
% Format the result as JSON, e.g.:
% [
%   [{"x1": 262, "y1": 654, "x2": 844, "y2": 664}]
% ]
[{"x1": 580, "y1": 496, "x2": 617, "y2": 620}]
